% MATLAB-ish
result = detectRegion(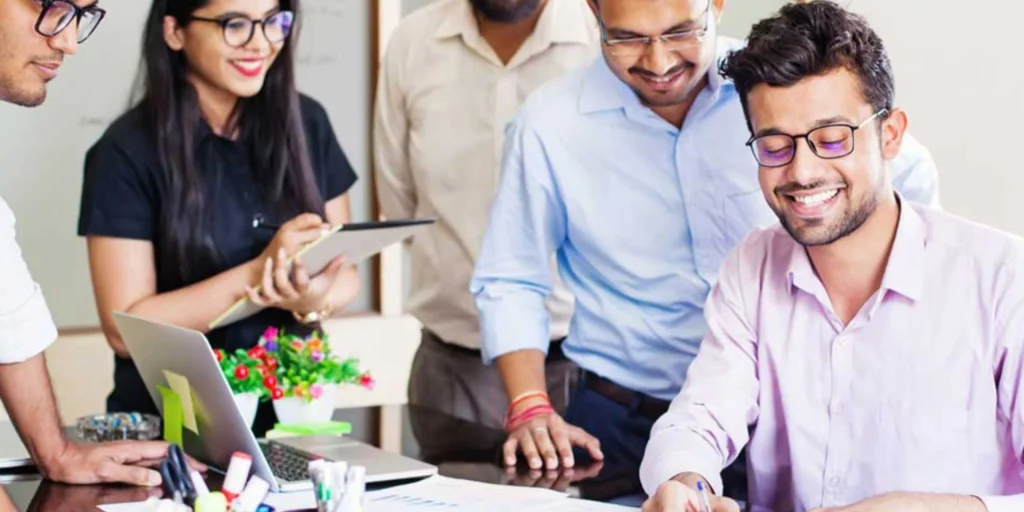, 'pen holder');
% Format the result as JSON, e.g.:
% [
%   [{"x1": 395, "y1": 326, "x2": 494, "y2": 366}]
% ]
[{"x1": 76, "y1": 413, "x2": 162, "y2": 442}]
